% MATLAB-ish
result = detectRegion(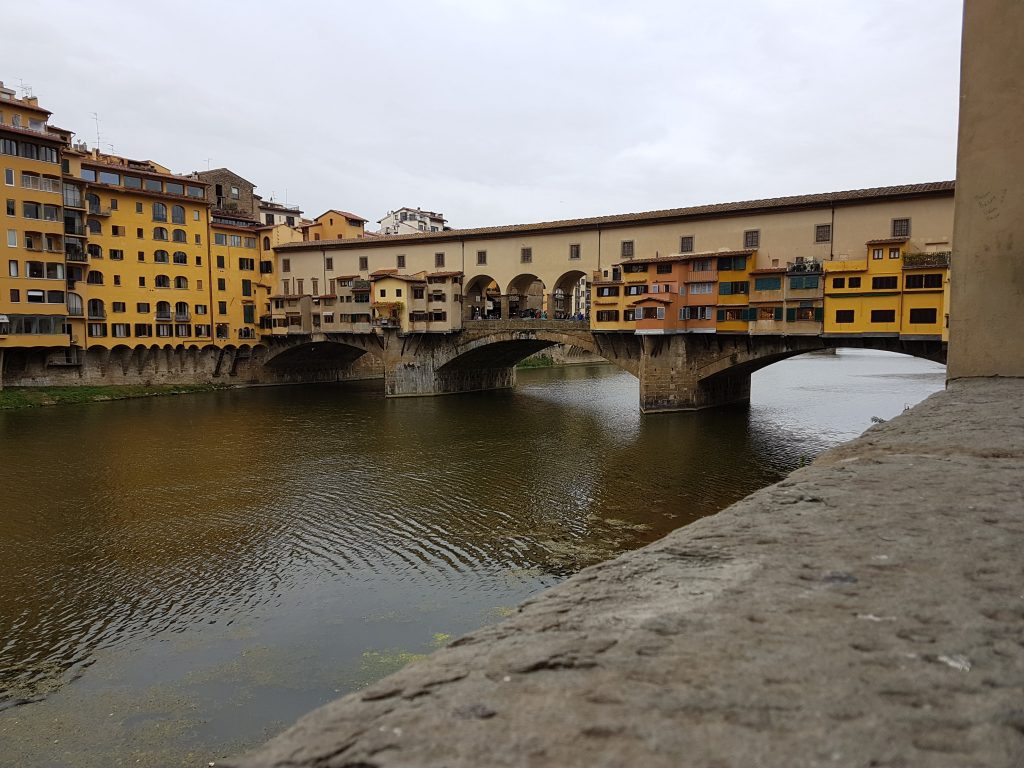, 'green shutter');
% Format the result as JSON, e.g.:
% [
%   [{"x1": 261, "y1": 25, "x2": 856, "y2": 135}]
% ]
[
  {"x1": 806, "y1": 276, "x2": 819, "y2": 289},
  {"x1": 786, "y1": 307, "x2": 797, "y2": 322},
  {"x1": 716, "y1": 309, "x2": 726, "y2": 322},
  {"x1": 814, "y1": 307, "x2": 824, "y2": 322},
  {"x1": 243, "y1": 305, "x2": 255, "y2": 323},
  {"x1": 719, "y1": 282, "x2": 732, "y2": 295},
  {"x1": 774, "y1": 306, "x2": 783, "y2": 321}
]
